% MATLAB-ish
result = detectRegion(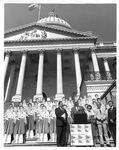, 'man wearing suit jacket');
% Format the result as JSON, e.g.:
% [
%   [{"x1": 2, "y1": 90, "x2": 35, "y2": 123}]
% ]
[
  {"x1": 108, "y1": 101, "x2": 116, "y2": 146},
  {"x1": 71, "y1": 102, "x2": 85, "y2": 123},
  {"x1": 55, "y1": 101, "x2": 68, "y2": 146}
]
